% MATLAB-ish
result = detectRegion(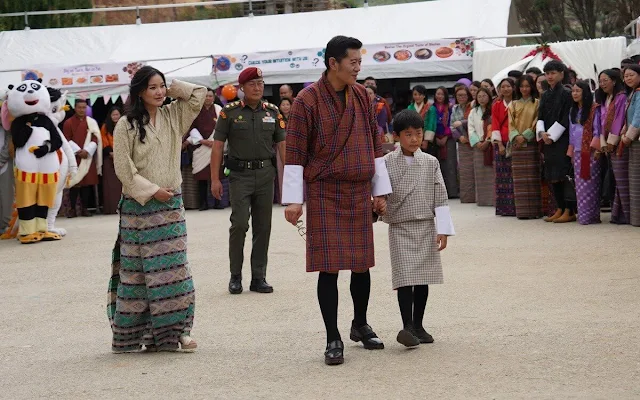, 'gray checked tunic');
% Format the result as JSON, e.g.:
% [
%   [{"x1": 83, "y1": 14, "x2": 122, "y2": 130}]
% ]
[{"x1": 382, "y1": 148, "x2": 449, "y2": 289}]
